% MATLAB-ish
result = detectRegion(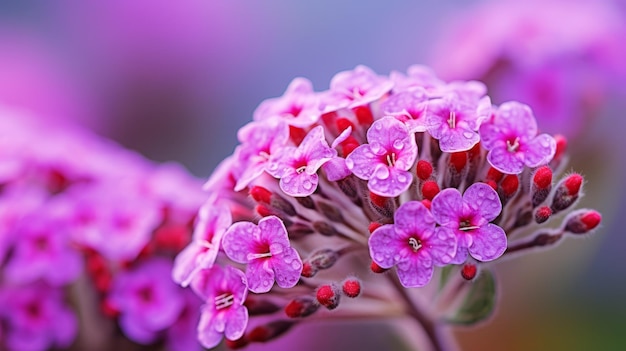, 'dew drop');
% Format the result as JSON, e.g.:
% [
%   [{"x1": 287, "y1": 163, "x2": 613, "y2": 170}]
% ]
[
  {"x1": 393, "y1": 139, "x2": 405, "y2": 150},
  {"x1": 303, "y1": 180, "x2": 313, "y2": 190},
  {"x1": 374, "y1": 167, "x2": 390, "y2": 180},
  {"x1": 463, "y1": 131, "x2": 475, "y2": 139}
]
